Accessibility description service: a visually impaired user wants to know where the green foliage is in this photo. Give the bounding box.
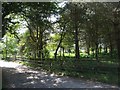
[1,2,120,86]
[0,32,18,59]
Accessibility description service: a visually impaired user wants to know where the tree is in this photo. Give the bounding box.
[20,2,58,60]
[113,2,120,60]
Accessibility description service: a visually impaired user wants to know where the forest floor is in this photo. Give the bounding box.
[0,60,119,88]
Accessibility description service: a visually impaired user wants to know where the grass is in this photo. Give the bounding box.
[49,51,75,58]
[19,59,119,86]
[17,52,119,86]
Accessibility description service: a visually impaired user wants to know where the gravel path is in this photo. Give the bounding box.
[0,60,119,88]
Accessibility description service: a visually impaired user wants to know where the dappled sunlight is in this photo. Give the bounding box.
[54,78,62,83]
[1,60,119,88]
[22,81,36,86]
[50,73,55,77]
[94,85,103,88]
[1,1,120,89]
[27,76,39,80]
[40,80,46,84]
[26,70,39,74]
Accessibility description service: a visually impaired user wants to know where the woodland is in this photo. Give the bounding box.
[0,2,120,85]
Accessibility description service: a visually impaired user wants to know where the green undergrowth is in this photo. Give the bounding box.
[19,58,119,86]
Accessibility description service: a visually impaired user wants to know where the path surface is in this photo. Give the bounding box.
[0,60,119,88]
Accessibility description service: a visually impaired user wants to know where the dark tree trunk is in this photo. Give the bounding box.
[63,47,65,57]
[99,45,102,54]
[68,49,71,57]
[113,3,120,60]
[54,38,63,59]
[104,46,108,54]
[109,43,113,57]
[38,31,43,60]
[114,23,120,60]
[72,4,80,60]
[74,13,80,59]
[75,27,80,59]
[92,48,95,57]
[95,43,99,61]
[109,33,113,57]
[60,48,62,58]
[54,25,66,59]
[113,2,120,87]
[87,46,90,55]
[37,26,39,59]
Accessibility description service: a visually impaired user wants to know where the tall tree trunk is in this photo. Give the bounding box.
[39,31,43,60]
[54,25,66,59]
[74,11,80,59]
[72,4,80,60]
[95,43,99,61]
[113,2,120,60]
[54,38,63,59]
[60,48,62,58]
[37,26,39,59]
[63,47,65,57]
[87,46,90,55]
[99,45,102,54]
[104,45,108,54]
[92,48,95,57]
[114,23,120,60]
[75,27,80,59]
[113,2,120,87]
[109,33,113,57]
[109,43,113,57]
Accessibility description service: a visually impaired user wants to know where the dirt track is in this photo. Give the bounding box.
[0,60,119,88]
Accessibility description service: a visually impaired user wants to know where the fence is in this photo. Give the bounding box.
[16,57,119,74]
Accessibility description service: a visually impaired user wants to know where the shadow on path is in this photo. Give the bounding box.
[1,60,119,88]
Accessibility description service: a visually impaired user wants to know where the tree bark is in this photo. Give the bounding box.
[108,33,113,57]
[63,47,65,57]
[74,5,80,60]
[95,43,99,61]
[104,45,108,54]
[38,31,43,60]
[87,46,90,55]
[114,23,120,60]
[113,2,120,60]
[54,35,64,59]
[99,45,102,54]
[54,24,66,59]
[75,27,80,59]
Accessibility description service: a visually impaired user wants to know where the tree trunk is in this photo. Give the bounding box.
[87,46,90,55]
[95,43,99,61]
[104,46,108,54]
[63,47,65,57]
[74,12,80,59]
[113,3,120,60]
[72,4,80,60]
[75,28,80,59]
[60,48,62,58]
[54,39,62,59]
[38,31,43,60]
[114,23,120,60]
[92,48,95,57]
[109,43,113,57]
[109,33,113,57]
[113,2,120,87]
[99,45,102,54]
[54,31,66,59]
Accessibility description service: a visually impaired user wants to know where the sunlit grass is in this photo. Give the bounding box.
[49,51,75,58]
[49,51,89,58]
[3,51,118,86]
